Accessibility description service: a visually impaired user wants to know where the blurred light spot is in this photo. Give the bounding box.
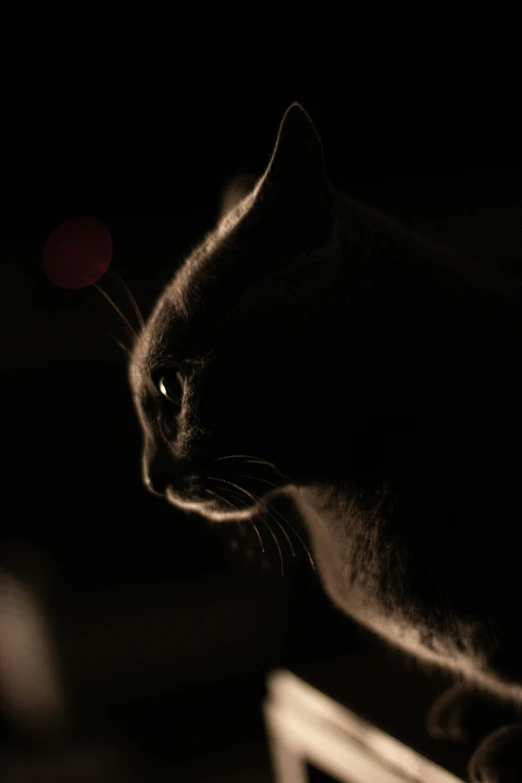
[0,571,65,730]
[42,216,112,289]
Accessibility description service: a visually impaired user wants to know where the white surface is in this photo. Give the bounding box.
[264,669,465,783]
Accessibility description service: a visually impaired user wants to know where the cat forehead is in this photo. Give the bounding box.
[170,185,261,310]
[129,191,261,389]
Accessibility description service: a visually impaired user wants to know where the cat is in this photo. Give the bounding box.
[129,103,522,781]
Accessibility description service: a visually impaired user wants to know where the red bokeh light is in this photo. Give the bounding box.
[43,216,112,289]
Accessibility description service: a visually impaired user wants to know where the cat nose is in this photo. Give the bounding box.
[143,467,168,497]
[142,450,172,497]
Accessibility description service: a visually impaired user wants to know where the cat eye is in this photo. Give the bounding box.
[157,371,184,406]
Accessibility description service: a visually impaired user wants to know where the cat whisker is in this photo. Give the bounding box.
[110,334,132,356]
[236,477,307,571]
[213,454,295,484]
[213,454,279,472]
[236,474,283,490]
[252,522,266,556]
[265,508,295,558]
[233,474,295,558]
[209,471,312,572]
[207,475,257,503]
[243,460,295,484]
[230,471,313,568]
[210,468,309,571]
[221,480,286,577]
[205,487,238,511]
[93,282,137,344]
[207,489,265,554]
[215,455,251,461]
[208,476,288,571]
[235,474,314,571]
[107,268,145,331]
[207,479,266,554]
[222,468,312,568]
[214,454,273,465]
[267,499,316,572]
[206,487,265,556]
[260,518,285,576]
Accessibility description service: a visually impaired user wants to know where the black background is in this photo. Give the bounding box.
[1,75,521,781]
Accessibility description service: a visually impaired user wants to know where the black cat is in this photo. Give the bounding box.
[129,103,522,782]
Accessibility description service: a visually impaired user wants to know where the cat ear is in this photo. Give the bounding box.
[254,103,336,252]
[263,103,331,195]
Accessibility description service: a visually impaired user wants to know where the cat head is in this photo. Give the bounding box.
[129,104,380,520]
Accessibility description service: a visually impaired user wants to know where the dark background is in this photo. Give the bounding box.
[1,81,521,781]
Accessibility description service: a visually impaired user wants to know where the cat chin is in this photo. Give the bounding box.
[165,489,260,521]
[200,507,260,522]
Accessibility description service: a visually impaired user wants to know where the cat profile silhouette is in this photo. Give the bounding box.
[130,103,522,782]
